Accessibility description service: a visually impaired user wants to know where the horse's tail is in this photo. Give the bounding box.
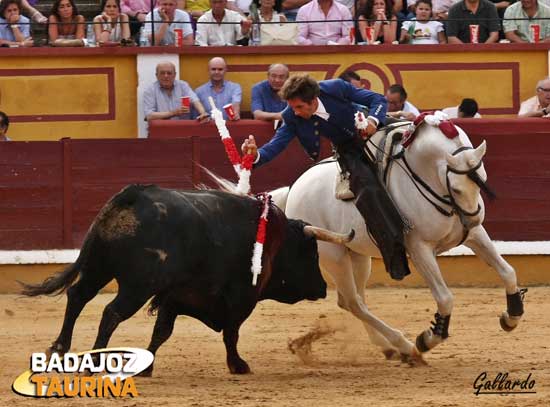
[18,232,94,296]
[270,186,290,212]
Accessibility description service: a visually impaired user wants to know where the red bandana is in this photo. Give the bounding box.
[402,111,459,148]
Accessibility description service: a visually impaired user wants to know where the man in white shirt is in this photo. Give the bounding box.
[385,84,420,120]
[196,0,252,45]
[518,77,550,118]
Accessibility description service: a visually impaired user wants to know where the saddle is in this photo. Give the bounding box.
[335,122,409,201]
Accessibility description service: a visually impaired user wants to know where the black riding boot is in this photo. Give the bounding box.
[337,139,411,280]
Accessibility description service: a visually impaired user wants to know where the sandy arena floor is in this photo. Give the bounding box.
[1,287,548,406]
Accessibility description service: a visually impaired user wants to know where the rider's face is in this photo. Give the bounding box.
[287,97,318,119]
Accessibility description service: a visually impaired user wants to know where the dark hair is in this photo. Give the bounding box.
[387,84,407,100]
[100,0,120,12]
[0,0,22,17]
[50,0,79,19]
[360,0,394,21]
[458,98,479,118]
[252,0,283,13]
[339,71,361,82]
[0,111,9,131]
[415,0,433,9]
[281,74,320,102]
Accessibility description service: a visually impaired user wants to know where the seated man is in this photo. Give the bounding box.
[195,0,251,46]
[143,61,209,122]
[195,57,243,120]
[297,0,352,45]
[143,0,194,45]
[504,0,550,43]
[251,64,289,122]
[0,0,33,47]
[518,77,550,118]
[447,0,499,43]
[0,111,10,141]
[385,84,420,120]
[442,98,482,118]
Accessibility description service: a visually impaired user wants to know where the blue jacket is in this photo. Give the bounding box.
[256,79,387,167]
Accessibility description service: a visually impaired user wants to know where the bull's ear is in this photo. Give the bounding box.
[303,226,355,244]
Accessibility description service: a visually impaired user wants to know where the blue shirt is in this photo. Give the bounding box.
[143,9,193,45]
[251,80,287,114]
[143,80,199,120]
[256,79,387,167]
[0,16,30,42]
[194,80,242,120]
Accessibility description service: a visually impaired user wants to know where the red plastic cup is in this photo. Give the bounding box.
[469,24,479,44]
[181,96,190,108]
[349,26,355,45]
[174,28,183,47]
[223,103,236,120]
[365,26,375,44]
[530,24,540,43]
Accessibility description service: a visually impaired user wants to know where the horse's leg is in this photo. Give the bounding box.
[407,239,453,353]
[321,244,422,364]
[464,225,525,331]
[348,252,399,359]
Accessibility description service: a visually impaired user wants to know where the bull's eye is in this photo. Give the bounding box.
[451,187,462,195]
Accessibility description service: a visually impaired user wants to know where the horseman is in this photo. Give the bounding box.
[242,74,410,280]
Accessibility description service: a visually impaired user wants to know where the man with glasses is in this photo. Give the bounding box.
[518,77,550,118]
[0,111,10,141]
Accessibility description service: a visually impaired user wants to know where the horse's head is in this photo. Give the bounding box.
[444,140,495,228]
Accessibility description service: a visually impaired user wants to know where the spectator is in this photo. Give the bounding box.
[195,0,251,46]
[358,0,398,44]
[0,111,10,141]
[143,61,209,122]
[93,0,131,45]
[184,0,211,19]
[0,0,32,47]
[504,0,550,43]
[195,57,243,120]
[385,84,420,120]
[442,98,482,118]
[406,0,464,20]
[518,77,550,118]
[251,63,289,121]
[297,0,353,45]
[447,0,500,43]
[248,0,297,45]
[120,0,153,39]
[338,71,364,88]
[48,0,85,46]
[144,0,193,45]
[400,0,446,44]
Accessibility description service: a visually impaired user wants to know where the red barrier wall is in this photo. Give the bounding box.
[1,118,549,249]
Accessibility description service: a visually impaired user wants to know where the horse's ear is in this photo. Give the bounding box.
[471,140,487,165]
[446,152,461,168]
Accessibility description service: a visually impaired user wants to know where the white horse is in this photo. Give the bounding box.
[271,117,526,364]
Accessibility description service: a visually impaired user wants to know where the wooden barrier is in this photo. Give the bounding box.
[1,117,550,249]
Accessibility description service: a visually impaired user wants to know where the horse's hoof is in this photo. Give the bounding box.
[415,332,430,353]
[500,312,519,332]
[383,349,399,360]
[400,347,427,367]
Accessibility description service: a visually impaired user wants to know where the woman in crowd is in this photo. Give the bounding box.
[93,0,131,45]
[399,0,445,44]
[358,0,398,44]
[249,0,297,44]
[0,0,33,46]
[48,0,85,46]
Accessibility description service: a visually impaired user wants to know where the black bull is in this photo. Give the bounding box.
[21,184,352,375]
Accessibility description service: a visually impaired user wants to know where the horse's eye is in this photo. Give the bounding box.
[452,188,462,195]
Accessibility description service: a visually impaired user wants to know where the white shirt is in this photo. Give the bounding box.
[196,9,246,46]
[403,101,420,116]
[442,106,482,118]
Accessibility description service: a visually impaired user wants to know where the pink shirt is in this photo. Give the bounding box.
[296,0,353,45]
[121,0,155,16]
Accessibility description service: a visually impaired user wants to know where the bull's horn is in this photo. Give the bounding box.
[303,226,355,244]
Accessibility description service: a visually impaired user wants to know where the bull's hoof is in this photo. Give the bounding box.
[137,365,154,377]
[228,358,251,374]
[45,343,65,360]
[400,347,427,367]
[500,312,519,332]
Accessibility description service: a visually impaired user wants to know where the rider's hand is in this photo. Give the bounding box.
[242,135,258,159]
[360,119,378,139]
